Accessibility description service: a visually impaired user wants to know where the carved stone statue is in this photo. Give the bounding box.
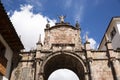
[59,15,66,23]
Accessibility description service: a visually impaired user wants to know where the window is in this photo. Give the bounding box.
[110,27,116,40]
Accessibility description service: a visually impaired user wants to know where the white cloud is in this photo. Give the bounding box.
[10,4,56,51]
[82,31,98,49]
[88,38,98,49]
[48,69,79,80]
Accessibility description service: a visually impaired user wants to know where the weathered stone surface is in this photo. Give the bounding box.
[10,20,120,80]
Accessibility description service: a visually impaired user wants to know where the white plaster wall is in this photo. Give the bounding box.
[117,23,120,34]
[0,34,13,79]
[111,25,120,50]
[100,23,120,50]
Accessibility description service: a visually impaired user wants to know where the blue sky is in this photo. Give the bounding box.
[1,0,120,80]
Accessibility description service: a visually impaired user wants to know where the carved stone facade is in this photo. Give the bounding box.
[10,18,120,80]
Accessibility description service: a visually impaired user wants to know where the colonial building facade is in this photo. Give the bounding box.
[9,15,120,80]
[99,17,120,50]
[0,3,24,80]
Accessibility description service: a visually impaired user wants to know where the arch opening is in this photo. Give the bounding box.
[42,53,85,80]
[48,69,79,80]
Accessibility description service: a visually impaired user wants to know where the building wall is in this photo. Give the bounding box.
[111,24,120,50]
[44,25,81,50]
[10,47,120,80]
[10,24,120,80]
[117,23,120,34]
[99,17,120,50]
[90,51,120,80]
[0,34,13,79]
[0,2,24,80]
[10,52,35,80]
[10,18,120,80]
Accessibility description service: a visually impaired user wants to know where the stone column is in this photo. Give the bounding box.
[35,56,44,80]
[88,57,93,80]
[38,73,44,80]
[105,34,118,80]
[35,60,39,80]
[35,36,43,80]
[84,34,93,80]
[111,58,120,80]
[85,72,89,80]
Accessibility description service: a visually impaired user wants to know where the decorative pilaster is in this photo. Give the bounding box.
[110,58,120,80]
[75,21,82,50]
[35,59,43,80]
[87,57,93,80]
[35,34,43,80]
[105,34,118,80]
[84,33,91,51]
[84,34,93,80]
[36,34,42,51]
[38,72,44,80]
[84,34,92,57]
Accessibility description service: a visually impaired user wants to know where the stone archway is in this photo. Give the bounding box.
[40,51,86,80]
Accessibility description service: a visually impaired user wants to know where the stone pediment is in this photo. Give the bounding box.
[47,23,78,30]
